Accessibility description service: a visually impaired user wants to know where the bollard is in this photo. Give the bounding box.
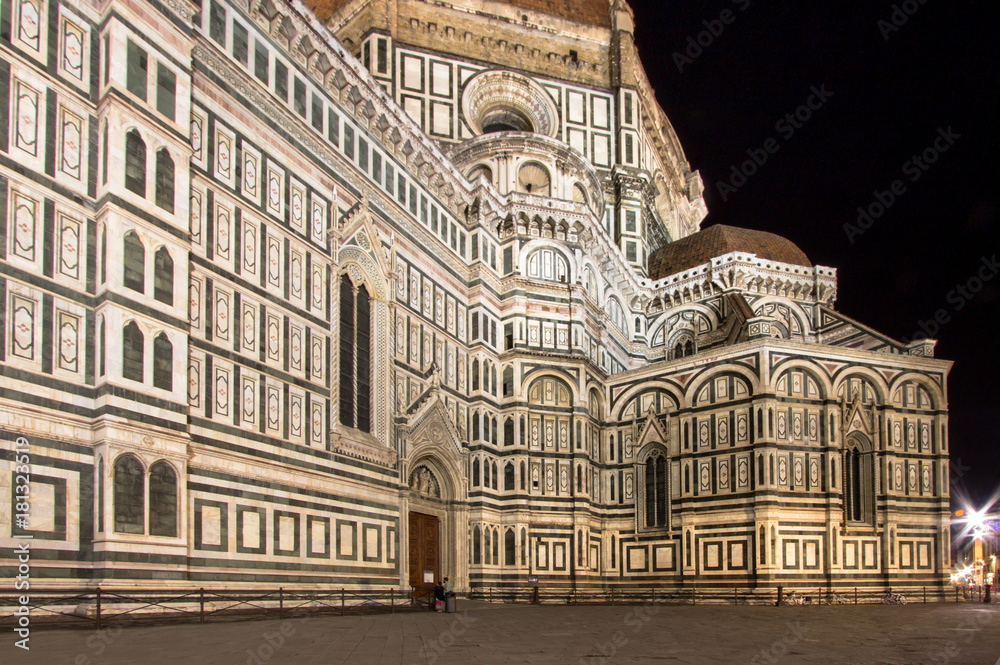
[279,587,284,619]
[96,586,102,630]
[923,587,927,604]
[692,588,696,606]
[734,588,738,606]
[200,588,205,623]
[776,585,782,607]
[391,588,395,614]
[610,586,614,606]
[854,587,858,605]
[342,588,346,615]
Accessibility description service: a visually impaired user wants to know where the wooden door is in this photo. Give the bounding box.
[408,512,440,594]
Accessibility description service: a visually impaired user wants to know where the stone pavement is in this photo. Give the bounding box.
[3,600,1000,665]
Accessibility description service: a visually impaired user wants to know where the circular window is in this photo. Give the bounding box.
[462,70,559,138]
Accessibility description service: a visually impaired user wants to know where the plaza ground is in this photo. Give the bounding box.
[3,600,999,664]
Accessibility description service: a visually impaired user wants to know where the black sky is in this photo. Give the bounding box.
[629,0,1000,508]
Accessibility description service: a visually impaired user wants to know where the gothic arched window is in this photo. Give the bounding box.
[123,231,145,293]
[122,321,144,382]
[152,333,173,391]
[845,435,875,524]
[125,130,146,196]
[472,458,480,487]
[473,525,481,564]
[149,461,177,537]
[643,452,668,529]
[153,247,173,305]
[504,529,516,566]
[155,148,174,213]
[113,454,144,534]
[338,274,372,432]
[504,463,515,491]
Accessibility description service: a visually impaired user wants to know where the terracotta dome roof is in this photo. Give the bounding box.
[648,225,812,280]
[306,0,611,26]
[500,0,612,27]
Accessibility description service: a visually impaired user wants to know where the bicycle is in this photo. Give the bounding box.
[882,592,907,605]
[786,591,812,605]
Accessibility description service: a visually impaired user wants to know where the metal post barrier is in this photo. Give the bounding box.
[279,588,284,619]
[734,588,738,606]
[342,589,346,615]
[776,585,782,607]
[692,588,696,606]
[610,587,614,606]
[200,588,205,623]
[923,587,927,604]
[391,588,394,614]
[95,587,102,630]
[854,587,858,605]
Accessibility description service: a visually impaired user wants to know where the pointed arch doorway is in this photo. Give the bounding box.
[408,511,440,594]
[399,389,469,594]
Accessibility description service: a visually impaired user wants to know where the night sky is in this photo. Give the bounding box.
[629,1,1000,510]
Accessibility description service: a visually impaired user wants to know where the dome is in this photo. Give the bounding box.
[648,225,812,280]
[498,0,612,27]
[307,0,612,27]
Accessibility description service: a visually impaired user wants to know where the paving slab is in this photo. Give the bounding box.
[2,600,1000,665]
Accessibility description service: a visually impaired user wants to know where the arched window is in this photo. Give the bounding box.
[611,535,616,568]
[644,452,668,528]
[153,247,173,305]
[98,316,106,377]
[122,321,144,382]
[576,465,582,493]
[504,463,515,491]
[492,528,499,564]
[100,227,107,284]
[491,461,498,490]
[473,525,481,564]
[759,525,767,564]
[148,461,177,537]
[610,474,616,502]
[525,248,569,283]
[472,458,480,487]
[491,417,498,446]
[607,298,626,335]
[96,457,105,533]
[472,360,480,391]
[338,274,372,432]
[113,454,144,534]
[504,417,514,447]
[491,365,497,395]
[153,333,173,391]
[155,148,174,212]
[520,461,526,490]
[472,412,481,441]
[125,130,146,196]
[504,529,516,566]
[578,532,584,566]
[484,529,491,564]
[502,366,513,397]
[123,231,145,293]
[757,455,764,486]
[521,527,528,565]
[845,435,875,524]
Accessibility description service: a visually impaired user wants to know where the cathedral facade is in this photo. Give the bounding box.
[0,0,952,595]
